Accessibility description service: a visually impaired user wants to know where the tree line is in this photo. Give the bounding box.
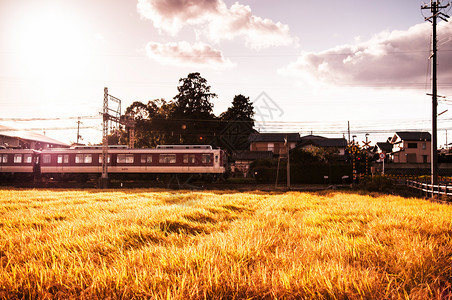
[109,72,256,153]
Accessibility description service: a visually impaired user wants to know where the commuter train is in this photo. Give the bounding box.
[0,145,226,182]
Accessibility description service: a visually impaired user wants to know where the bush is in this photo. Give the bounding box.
[357,176,393,192]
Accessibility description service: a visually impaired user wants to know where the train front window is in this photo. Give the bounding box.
[14,154,22,163]
[159,154,176,164]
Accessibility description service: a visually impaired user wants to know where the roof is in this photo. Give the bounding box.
[299,135,347,148]
[231,151,273,161]
[393,131,431,142]
[0,125,69,147]
[249,133,300,143]
[374,142,393,153]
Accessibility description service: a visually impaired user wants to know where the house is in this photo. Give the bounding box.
[372,142,393,161]
[390,131,431,163]
[298,135,348,156]
[249,133,300,156]
[230,150,273,177]
[0,125,69,149]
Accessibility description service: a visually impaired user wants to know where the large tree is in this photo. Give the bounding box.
[121,99,177,148]
[220,94,255,125]
[172,72,217,119]
[219,94,256,152]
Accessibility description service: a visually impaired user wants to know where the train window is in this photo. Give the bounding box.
[1,155,7,163]
[159,154,176,164]
[24,154,32,163]
[140,154,152,164]
[117,154,134,164]
[14,154,22,163]
[183,154,196,164]
[202,154,211,164]
[43,154,51,164]
[75,154,92,164]
[57,155,63,164]
[98,155,111,164]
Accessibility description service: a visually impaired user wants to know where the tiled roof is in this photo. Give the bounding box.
[374,142,393,152]
[299,135,347,148]
[395,131,431,141]
[249,133,300,143]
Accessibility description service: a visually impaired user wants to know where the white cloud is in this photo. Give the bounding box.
[280,22,452,89]
[145,41,235,69]
[137,0,297,50]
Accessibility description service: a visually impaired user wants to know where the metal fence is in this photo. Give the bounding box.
[406,179,452,199]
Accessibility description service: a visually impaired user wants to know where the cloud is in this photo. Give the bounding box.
[137,0,297,50]
[280,22,452,89]
[145,41,235,69]
[137,0,221,35]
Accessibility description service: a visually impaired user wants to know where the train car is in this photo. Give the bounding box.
[0,148,37,181]
[38,145,226,178]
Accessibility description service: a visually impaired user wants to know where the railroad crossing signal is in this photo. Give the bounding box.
[362,140,371,149]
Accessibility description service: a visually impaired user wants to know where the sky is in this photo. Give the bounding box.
[1,0,452,147]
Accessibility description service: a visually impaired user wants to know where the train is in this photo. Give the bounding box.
[0,145,227,182]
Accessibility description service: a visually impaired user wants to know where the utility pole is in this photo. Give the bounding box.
[286,135,291,189]
[76,117,82,144]
[422,1,450,192]
[100,87,136,188]
[101,87,109,188]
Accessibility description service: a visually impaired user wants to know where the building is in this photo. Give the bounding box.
[390,131,431,163]
[249,133,300,156]
[230,150,273,177]
[0,125,69,149]
[298,135,348,156]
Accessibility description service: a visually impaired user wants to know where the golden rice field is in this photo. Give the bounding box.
[0,188,451,299]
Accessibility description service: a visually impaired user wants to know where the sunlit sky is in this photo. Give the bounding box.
[1,0,452,147]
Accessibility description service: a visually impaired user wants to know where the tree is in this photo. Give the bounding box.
[173,72,217,119]
[220,94,255,125]
[120,99,178,148]
[219,94,256,152]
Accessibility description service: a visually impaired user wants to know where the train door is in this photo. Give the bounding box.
[214,152,220,169]
[33,151,41,180]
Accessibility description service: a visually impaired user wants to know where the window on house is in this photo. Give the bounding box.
[202,154,211,164]
[422,155,428,163]
[422,143,426,150]
[117,154,134,164]
[159,154,176,164]
[408,143,418,149]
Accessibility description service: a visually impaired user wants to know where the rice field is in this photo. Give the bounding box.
[0,188,451,299]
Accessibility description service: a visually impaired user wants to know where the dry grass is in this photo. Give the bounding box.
[0,189,451,299]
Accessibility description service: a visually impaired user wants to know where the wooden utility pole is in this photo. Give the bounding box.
[422,1,450,193]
